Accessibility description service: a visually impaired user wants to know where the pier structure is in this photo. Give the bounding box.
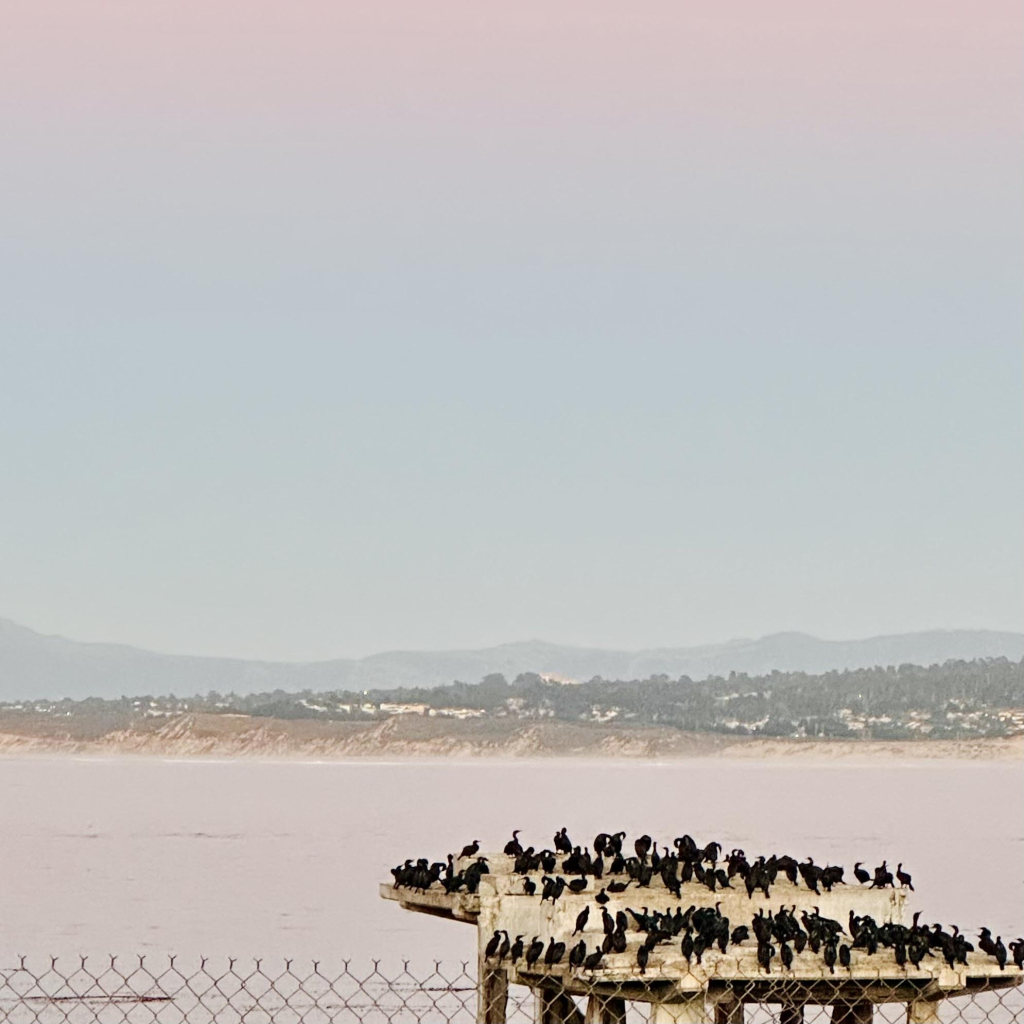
[382,851,1022,1023]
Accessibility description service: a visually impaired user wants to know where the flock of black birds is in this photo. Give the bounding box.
[390,829,1023,979]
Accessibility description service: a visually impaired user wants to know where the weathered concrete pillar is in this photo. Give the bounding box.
[584,994,627,1023]
[831,1001,873,1023]
[713,994,744,1023]
[477,963,508,1023]
[651,994,709,1023]
[536,984,584,1024]
[906,998,941,1023]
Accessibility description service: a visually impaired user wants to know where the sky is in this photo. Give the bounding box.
[0,1,1021,661]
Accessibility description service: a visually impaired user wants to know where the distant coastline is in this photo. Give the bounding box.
[0,712,1019,764]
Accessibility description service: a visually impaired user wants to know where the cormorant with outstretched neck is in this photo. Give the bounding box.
[503,831,523,856]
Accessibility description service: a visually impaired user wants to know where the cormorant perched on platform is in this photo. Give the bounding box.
[853,862,871,885]
[503,831,523,856]
[569,940,586,967]
[1009,939,1024,969]
[544,938,566,965]
[871,861,894,888]
[484,930,502,959]
[498,932,511,960]
[994,937,1007,970]
[525,937,544,967]
[522,878,536,896]
[824,941,838,974]
[595,888,609,905]
[568,876,588,894]
[607,879,630,894]
[509,936,524,963]
[799,858,822,894]
[583,948,604,970]
[896,863,914,890]
[459,839,480,859]
[540,876,566,902]
[839,944,851,968]
[779,941,793,970]
[636,945,649,974]
[573,906,589,935]
[554,828,572,854]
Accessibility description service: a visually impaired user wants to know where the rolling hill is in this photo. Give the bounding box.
[1,617,1021,701]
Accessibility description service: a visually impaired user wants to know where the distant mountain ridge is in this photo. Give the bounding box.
[0,617,1021,701]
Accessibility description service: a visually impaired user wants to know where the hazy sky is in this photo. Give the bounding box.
[1,1,1021,661]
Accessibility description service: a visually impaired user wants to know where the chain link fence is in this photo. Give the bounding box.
[0,957,1020,1024]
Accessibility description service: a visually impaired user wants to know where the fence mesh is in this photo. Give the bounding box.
[0,957,1019,1024]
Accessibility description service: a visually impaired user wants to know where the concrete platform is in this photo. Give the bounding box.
[382,851,1022,1022]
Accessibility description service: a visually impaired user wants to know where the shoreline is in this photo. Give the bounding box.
[0,718,1019,767]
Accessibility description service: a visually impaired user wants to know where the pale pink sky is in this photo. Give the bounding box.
[1,1,1021,659]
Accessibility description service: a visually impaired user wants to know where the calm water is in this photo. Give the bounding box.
[0,757,1020,967]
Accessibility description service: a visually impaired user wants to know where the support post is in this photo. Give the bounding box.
[651,994,709,1023]
[584,994,627,1023]
[536,984,584,1024]
[780,1006,804,1024]
[477,962,508,1024]
[907,998,941,1024]
[714,994,744,1023]
[831,1001,873,1024]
